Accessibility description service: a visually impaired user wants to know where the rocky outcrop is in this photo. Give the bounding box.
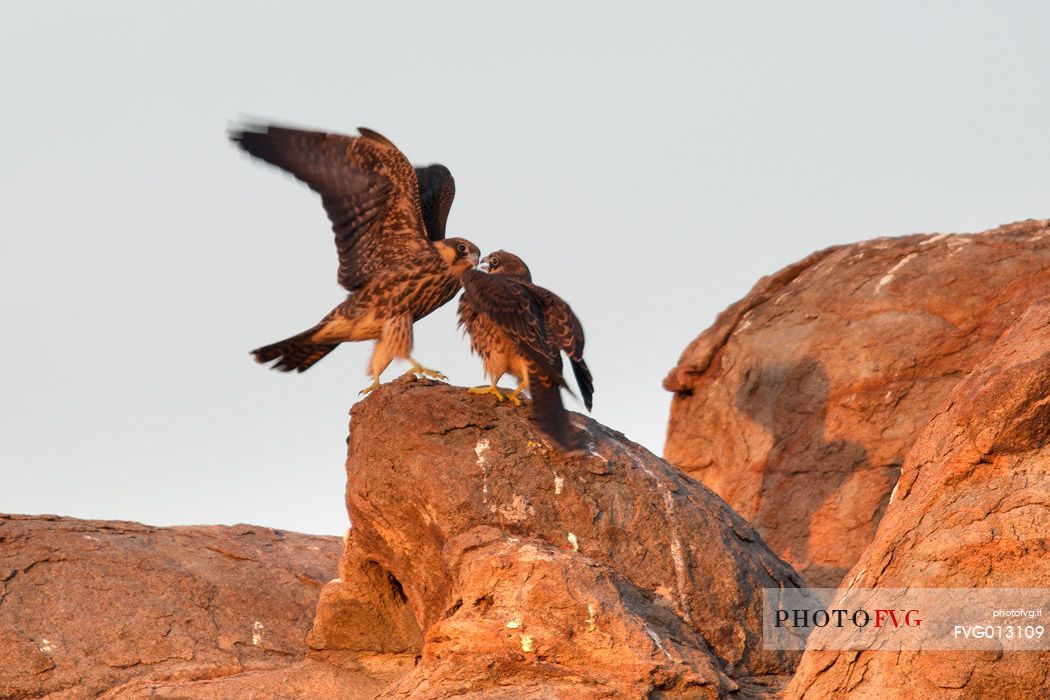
[309,379,804,698]
[1,381,804,699]
[664,219,1050,586]
[786,296,1050,699]
[0,515,404,699]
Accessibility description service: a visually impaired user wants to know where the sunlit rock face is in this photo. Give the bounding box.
[309,378,803,698]
[664,219,1050,587]
[0,515,405,699]
[787,296,1050,699]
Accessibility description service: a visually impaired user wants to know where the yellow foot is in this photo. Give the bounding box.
[509,386,527,406]
[469,385,507,402]
[401,359,447,382]
[358,379,381,396]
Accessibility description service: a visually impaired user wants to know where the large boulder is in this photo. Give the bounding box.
[309,379,804,698]
[664,219,1050,586]
[786,297,1050,698]
[0,515,402,699]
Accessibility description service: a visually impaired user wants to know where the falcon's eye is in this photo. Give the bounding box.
[457,244,467,253]
[489,257,500,268]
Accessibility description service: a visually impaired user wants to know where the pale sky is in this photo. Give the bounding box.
[3,2,1049,535]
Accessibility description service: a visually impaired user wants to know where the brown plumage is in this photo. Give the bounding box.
[458,251,593,451]
[230,122,480,393]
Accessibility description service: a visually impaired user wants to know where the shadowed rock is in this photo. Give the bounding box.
[309,379,803,698]
[786,296,1050,698]
[664,219,1050,586]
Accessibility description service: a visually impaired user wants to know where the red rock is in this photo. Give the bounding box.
[786,296,1050,699]
[664,219,1050,586]
[309,378,803,697]
[0,515,399,699]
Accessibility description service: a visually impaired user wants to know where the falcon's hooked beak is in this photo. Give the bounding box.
[479,255,492,272]
[469,251,480,268]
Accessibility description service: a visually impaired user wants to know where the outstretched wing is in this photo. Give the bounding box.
[414,164,455,240]
[230,122,434,291]
[460,270,561,379]
[531,286,593,410]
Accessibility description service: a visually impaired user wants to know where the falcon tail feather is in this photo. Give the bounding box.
[252,327,338,373]
[570,357,594,411]
[528,379,579,453]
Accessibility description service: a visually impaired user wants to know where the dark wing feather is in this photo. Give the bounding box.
[531,286,593,409]
[531,287,585,359]
[229,122,432,291]
[461,270,561,378]
[414,164,455,241]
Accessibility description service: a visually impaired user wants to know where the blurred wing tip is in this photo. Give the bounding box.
[227,120,272,150]
[227,116,268,134]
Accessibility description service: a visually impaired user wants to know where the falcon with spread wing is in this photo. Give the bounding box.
[229,123,479,394]
[458,251,593,450]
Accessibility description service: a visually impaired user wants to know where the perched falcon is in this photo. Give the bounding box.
[458,251,593,450]
[229,122,480,394]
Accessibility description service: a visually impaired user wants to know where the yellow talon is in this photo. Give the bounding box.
[402,358,447,381]
[358,379,381,396]
[469,385,507,402]
[509,384,526,406]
